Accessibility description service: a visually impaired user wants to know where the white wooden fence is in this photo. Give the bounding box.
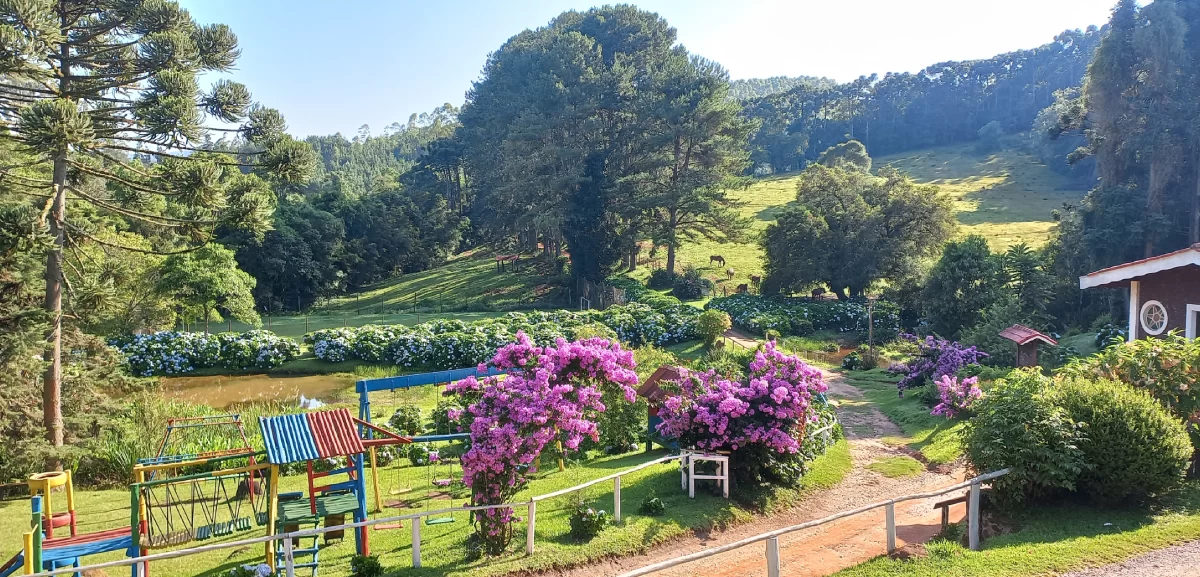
[614,468,1011,577]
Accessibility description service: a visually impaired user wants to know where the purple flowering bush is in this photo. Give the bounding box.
[445,332,639,555]
[892,334,987,394]
[930,375,982,418]
[656,342,828,494]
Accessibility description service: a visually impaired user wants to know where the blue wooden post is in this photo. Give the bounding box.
[353,453,368,555]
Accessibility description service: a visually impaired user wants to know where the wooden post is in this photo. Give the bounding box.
[266,464,280,570]
[614,476,622,522]
[885,501,896,553]
[369,447,383,514]
[968,481,981,550]
[411,518,421,567]
[556,440,565,472]
[688,456,696,499]
[282,532,295,577]
[526,501,537,556]
[765,536,780,577]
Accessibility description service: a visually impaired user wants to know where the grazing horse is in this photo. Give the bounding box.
[726,268,735,280]
[750,275,761,287]
[709,255,726,267]
[811,287,827,299]
[736,283,749,294]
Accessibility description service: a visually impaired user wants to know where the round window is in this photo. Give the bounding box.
[1140,300,1168,336]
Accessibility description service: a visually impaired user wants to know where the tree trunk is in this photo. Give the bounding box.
[627,244,637,272]
[665,209,678,274]
[833,287,849,300]
[205,308,210,335]
[42,152,68,462]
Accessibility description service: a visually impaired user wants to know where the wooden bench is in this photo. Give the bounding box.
[933,493,969,530]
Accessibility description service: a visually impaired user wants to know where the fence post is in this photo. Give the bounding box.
[885,501,896,554]
[282,532,296,577]
[765,536,780,577]
[614,476,622,522]
[526,501,537,555]
[411,519,421,567]
[688,456,696,499]
[968,481,981,551]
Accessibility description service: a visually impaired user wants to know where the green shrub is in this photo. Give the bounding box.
[388,406,422,435]
[407,443,432,466]
[638,490,666,516]
[430,399,464,434]
[1093,323,1126,349]
[961,369,1086,508]
[672,268,712,300]
[697,310,732,346]
[791,318,814,336]
[841,351,867,370]
[1051,377,1191,503]
[647,269,675,289]
[349,555,382,577]
[568,502,611,539]
[821,342,839,353]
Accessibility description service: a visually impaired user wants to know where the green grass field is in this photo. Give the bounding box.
[0,442,852,577]
[625,142,1088,296]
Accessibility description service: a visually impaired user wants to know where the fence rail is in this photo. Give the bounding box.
[614,468,1011,577]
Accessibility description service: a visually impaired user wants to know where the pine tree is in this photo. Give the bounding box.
[0,0,314,459]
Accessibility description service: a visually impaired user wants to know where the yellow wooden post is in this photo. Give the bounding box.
[21,532,32,574]
[369,447,383,514]
[265,464,280,570]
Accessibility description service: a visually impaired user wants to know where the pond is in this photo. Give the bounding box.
[160,373,357,409]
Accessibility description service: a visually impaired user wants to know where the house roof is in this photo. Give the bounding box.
[1079,244,1200,289]
[637,365,683,403]
[998,324,1058,347]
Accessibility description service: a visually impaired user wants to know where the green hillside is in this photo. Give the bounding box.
[320,142,1089,313]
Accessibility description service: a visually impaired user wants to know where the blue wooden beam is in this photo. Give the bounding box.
[354,366,504,394]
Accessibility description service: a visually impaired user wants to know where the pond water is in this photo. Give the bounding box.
[160,373,356,409]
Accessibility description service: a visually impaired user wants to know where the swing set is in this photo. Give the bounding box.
[356,366,503,529]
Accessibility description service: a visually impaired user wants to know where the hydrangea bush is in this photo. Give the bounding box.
[891,334,987,394]
[110,331,301,376]
[656,341,830,492]
[706,294,900,338]
[445,333,639,555]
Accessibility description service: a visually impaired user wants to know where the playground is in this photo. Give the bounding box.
[0,358,841,577]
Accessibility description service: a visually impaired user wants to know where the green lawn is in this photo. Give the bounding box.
[0,441,852,577]
[838,369,964,465]
[866,456,924,479]
[835,482,1200,577]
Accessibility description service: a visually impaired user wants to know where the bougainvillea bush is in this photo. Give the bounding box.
[655,342,829,494]
[110,331,301,376]
[445,333,639,555]
[891,334,987,394]
[706,294,900,338]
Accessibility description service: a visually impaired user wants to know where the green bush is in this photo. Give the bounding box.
[1093,323,1126,349]
[388,406,422,435]
[638,490,666,516]
[672,268,712,300]
[349,555,382,577]
[708,293,901,338]
[1052,377,1191,503]
[647,269,675,289]
[961,369,1086,508]
[791,318,814,336]
[568,502,611,540]
[697,309,732,346]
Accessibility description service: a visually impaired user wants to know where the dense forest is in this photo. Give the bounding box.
[728,75,835,100]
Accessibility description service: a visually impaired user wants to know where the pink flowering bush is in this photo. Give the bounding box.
[445,332,639,555]
[930,374,982,418]
[656,341,828,494]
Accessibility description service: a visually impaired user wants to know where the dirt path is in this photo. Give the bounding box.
[548,370,967,577]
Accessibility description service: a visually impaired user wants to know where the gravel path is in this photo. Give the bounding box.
[1060,541,1200,577]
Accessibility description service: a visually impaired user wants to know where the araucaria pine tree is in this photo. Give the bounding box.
[0,0,314,458]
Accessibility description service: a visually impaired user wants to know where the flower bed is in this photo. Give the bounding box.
[706,294,900,338]
[110,330,301,376]
[304,303,700,369]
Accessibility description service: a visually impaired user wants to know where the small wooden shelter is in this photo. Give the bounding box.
[637,366,683,449]
[998,324,1057,367]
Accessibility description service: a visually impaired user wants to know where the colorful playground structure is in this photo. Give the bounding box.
[1,366,495,577]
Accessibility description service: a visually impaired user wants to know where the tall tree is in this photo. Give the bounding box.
[761,163,956,299]
[157,244,258,333]
[922,235,1004,339]
[0,1,313,455]
[635,53,754,274]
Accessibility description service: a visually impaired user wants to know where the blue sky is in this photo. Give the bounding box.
[179,0,1118,138]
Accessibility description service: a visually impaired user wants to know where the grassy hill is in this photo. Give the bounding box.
[314,142,1088,315]
[628,142,1089,291]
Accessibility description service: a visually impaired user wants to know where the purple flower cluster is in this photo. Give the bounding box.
[445,332,639,554]
[894,334,987,393]
[655,341,827,455]
[930,374,983,418]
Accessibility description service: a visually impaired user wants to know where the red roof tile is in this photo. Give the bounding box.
[998,324,1058,346]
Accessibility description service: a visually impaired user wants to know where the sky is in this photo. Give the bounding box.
[179,0,1119,138]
